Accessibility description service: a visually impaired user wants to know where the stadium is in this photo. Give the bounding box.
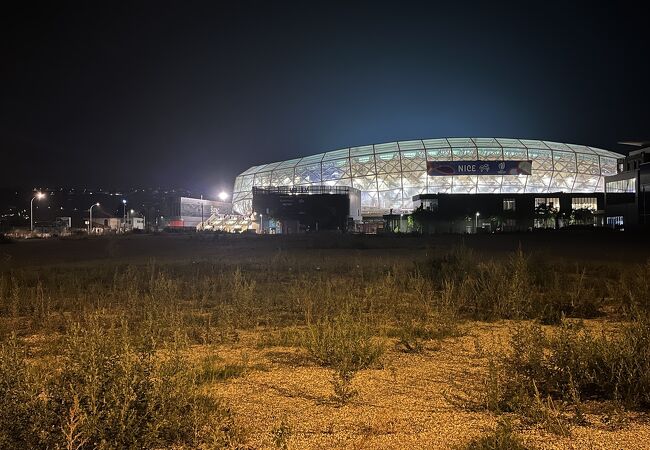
[232,138,622,219]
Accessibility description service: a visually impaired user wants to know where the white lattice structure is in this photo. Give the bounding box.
[233,138,623,215]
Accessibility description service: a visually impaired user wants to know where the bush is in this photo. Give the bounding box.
[391,316,460,353]
[0,317,245,448]
[612,259,650,317]
[305,313,384,403]
[504,318,650,410]
[463,419,530,450]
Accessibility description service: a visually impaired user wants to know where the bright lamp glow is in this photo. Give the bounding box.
[36,192,46,199]
[122,199,127,204]
[96,202,100,206]
[218,191,229,201]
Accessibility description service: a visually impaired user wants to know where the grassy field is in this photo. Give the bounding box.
[1,232,649,449]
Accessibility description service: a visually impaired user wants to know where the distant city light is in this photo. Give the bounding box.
[218,191,229,201]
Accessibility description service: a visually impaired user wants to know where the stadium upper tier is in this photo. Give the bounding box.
[232,138,624,215]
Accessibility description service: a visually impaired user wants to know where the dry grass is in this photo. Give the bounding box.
[1,235,649,448]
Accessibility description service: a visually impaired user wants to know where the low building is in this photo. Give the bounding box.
[392,192,604,233]
[604,144,650,230]
[251,185,361,233]
[90,217,121,233]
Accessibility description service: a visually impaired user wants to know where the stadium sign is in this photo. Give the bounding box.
[426,160,532,176]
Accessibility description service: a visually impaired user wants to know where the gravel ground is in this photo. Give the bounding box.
[197,322,650,449]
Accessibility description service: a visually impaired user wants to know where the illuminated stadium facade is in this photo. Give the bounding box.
[232,138,623,217]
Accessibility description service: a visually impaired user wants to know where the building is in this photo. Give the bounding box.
[232,138,623,232]
[604,143,650,230]
[252,185,361,233]
[90,217,121,233]
[162,196,232,230]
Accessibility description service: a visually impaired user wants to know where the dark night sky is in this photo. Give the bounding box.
[1,1,648,194]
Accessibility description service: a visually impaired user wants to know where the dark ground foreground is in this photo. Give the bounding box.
[2,230,650,269]
[2,230,650,449]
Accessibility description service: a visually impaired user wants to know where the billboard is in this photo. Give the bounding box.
[426,160,532,176]
[180,197,231,218]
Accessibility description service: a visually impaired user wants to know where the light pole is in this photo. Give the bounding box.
[475,211,480,233]
[200,194,204,231]
[30,192,46,231]
[122,199,127,231]
[89,203,99,234]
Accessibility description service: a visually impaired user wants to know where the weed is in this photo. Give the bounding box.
[271,417,292,449]
[463,418,530,450]
[199,354,248,383]
[305,313,384,403]
[257,327,306,348]
[0,317,245,448]
[391,316,460,353]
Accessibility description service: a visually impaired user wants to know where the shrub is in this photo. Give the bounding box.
[505,318,650,410]
[256,327,306,348]
[391,316,460,353]
[0,317,245,448]
[305,313,384,403]
[463,418,530,450]
[612,259,650,317]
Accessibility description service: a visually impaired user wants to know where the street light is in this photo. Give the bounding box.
[475,211,480,233]
[89,203,100,234]
[200,194,204,231]
[30,192,46,231]
[218,191,229,201]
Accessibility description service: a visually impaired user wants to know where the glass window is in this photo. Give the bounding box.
[503,198,516,211]
[535,197,560,211]
[571,197,597,210]
[447,137,475,147]
[452,147,478,160]
[496,138,523,147]
[605,178,636,193]
[398,140,424,150]
[607,216,624,228]
[374,142,399,153]
[472,137,499,147]
[521,139,549,149]
[322,148,350,161]
[426,148,452,161]
[599,157,618,176]
[502,147,528,160]
[349,145,374,157]
[422,138,450,148]
[544,141,571,151]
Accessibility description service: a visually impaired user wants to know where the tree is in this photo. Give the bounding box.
[534,203,558,229]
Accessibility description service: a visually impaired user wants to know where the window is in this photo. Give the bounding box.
[502,198,516,211]
[571,197,597,211]
[607,216,624,229]
[605,178,636,193]
[535,197,560,211]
